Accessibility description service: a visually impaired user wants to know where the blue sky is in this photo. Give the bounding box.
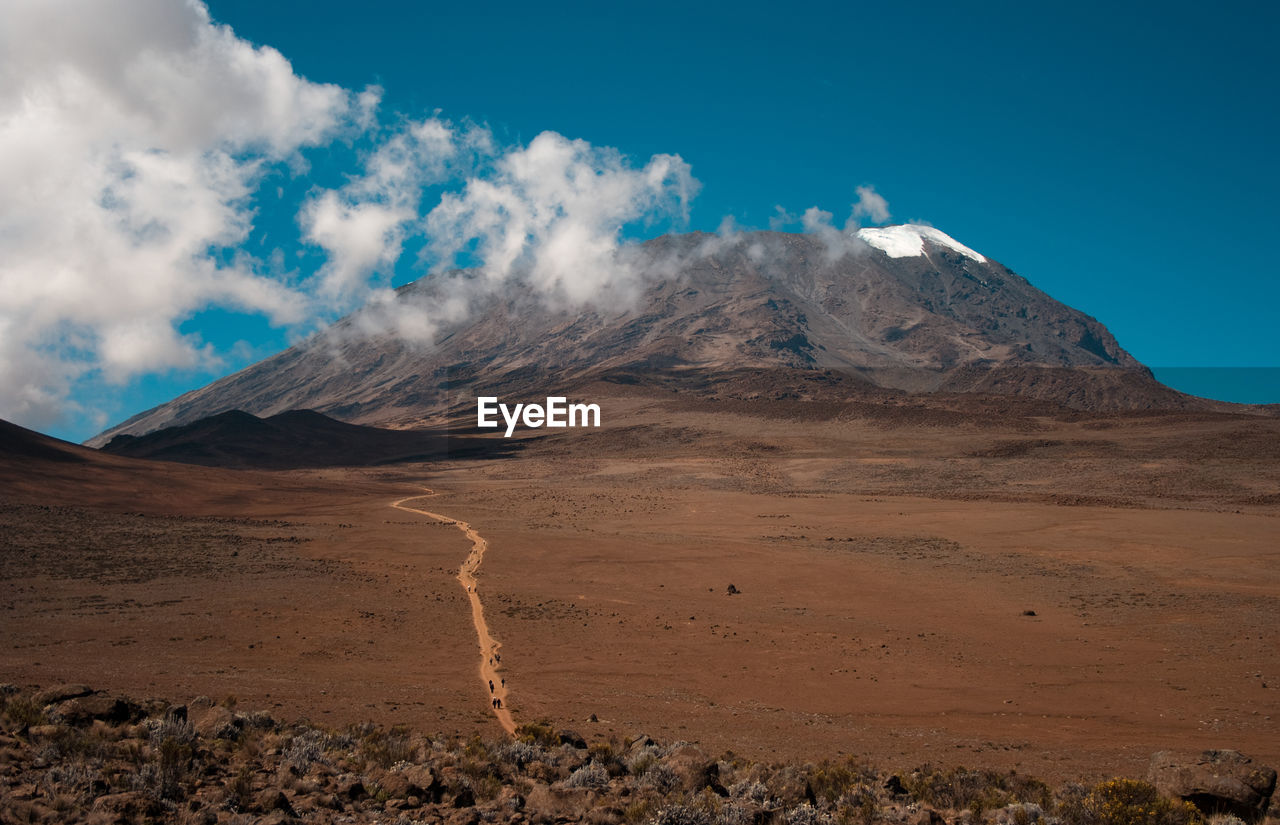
[2,0,1277,441]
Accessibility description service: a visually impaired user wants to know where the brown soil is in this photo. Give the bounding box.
[2,394,1277,785]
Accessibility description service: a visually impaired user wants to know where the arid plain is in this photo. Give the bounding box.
[2,388,1278,785]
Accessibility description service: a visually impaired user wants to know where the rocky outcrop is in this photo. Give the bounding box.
[1148,749,1277,821]
[4,682,1275,825]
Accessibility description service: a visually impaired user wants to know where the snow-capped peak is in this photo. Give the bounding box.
[855,225,987,263]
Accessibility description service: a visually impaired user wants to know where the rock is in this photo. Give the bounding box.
[727,584,740,595]
[911,807,947,825]
[49,694,141,726]
[89,791,160,822]
[1148,749,1277,822]
[885,775,909,797]
[164,704,188,725]
[376,764,442,802]
[662,744,720,794]
[193,705,243,740]
[33,684,92,705]
[627,733,656,751]
[336,774,368,801]
[255,788,296,816]
[447,808,481,825]
[26,724,65,739]
[558,729,588,749]
[498,785,526,811]
[453,785,477,808]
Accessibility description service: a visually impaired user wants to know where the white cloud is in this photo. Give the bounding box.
[801,206,864,262]
[425,131,698,308]
[769,206,797,231]
[299,117,459,304]
[851,184,891,224]
[0,0,356,428]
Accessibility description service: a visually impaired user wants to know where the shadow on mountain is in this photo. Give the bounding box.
[98,409,522,469]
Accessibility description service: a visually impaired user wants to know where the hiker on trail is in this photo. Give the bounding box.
[501,677,505,687]
[495,698,502,709]
[488,680,494,693]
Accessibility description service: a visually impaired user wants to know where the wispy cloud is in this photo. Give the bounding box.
[851,184,891,224]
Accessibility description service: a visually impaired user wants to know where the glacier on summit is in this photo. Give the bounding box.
[856,225,988,263]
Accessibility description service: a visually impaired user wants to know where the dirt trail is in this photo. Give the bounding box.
[392,489,515,734]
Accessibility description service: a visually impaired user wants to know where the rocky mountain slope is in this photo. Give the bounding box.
[91,227,1196,444]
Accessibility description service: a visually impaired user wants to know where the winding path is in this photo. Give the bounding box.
[391,489,515,734]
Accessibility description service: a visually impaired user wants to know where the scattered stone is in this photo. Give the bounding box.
[377,764,442,802]
[10,681,1267,825]
[314,792,342,810]
[447,808,481,825]
[193,704,243,739]
[90,791,160,821]
[727,583,740,595]
[626,733,656,751]
[558,729,588,749]
[663,744,720,794]
[1148,749,1277,821]
[336,774,368,801]
[911,807,947,825]
[49,694,142,726]
[255,787,297,816]
[33,683,93,705]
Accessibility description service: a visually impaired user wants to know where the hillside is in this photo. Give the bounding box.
[91,228,1206,445]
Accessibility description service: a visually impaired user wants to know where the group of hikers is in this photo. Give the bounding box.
[488,667,506,710]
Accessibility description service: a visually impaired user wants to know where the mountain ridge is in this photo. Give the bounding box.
[88,228,1230,445]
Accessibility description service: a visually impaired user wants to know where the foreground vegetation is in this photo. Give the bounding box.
[0,685,1268,825]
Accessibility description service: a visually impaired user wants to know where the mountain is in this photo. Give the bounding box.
[91,227,1203,444]
[97,409,517,469]
[0,415,237,506]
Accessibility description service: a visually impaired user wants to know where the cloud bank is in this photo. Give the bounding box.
[0,0,356,426]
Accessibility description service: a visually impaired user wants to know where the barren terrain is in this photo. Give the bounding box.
[2,393,1278,785]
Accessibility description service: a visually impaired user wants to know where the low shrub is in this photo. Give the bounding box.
[565,762,610,790]
[1077,779,1203,825]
